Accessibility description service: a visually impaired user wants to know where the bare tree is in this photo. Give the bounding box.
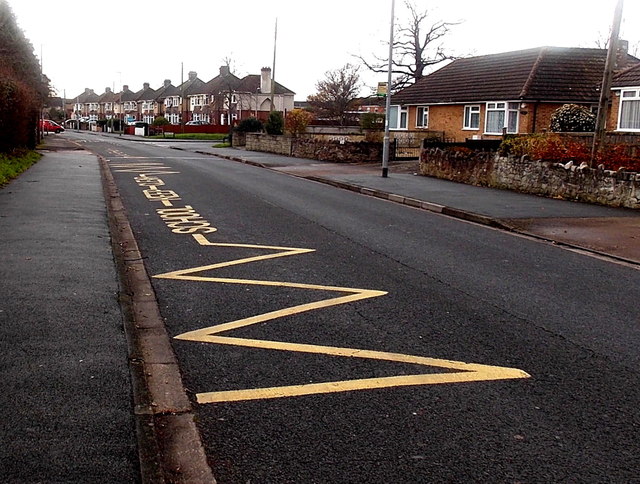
[307,64,361,126]
[356,1,460,91]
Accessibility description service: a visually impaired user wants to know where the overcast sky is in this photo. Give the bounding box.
[8,0,640,100]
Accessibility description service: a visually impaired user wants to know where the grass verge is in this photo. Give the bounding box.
[0,150,42,186]
[147,133,228,141]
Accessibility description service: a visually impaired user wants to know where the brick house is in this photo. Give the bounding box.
[390,46,640,142]
[136,83,157,124]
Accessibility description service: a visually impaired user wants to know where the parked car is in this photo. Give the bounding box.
[40,119,65,133]
[185,120,209,125]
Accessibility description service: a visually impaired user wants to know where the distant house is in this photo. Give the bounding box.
[98,87,119,120]
[72,88,100,122]
[204,65,242,125]
[155,80,181,125]
[612,63,640,132]
[136,83,157,124]
[181,71,207,124]
[390,46,639,142]
[120,85,138,124]
[234,67,295,122]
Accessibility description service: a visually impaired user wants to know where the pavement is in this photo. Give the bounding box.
[164,140,640,266]
[1,132,638,482]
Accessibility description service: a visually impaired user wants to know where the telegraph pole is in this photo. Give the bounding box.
[381,0,395,178]
[269,18,278,113]
[591,0,624,165]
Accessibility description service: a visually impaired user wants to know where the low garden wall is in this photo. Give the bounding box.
[420,147,640,209]
[244,133,382,163]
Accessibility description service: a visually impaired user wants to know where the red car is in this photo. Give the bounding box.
[40,119,65,133]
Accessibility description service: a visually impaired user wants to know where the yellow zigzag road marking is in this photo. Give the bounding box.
[153,233,530,404]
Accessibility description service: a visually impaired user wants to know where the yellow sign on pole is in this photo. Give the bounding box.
[377,82,388,97]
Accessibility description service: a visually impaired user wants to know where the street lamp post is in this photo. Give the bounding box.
[382,0,395,178]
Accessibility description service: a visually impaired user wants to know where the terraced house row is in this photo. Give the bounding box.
[67,66,295,125]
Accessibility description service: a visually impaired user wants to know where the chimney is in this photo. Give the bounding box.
[260,67,272,94]
[143,82,150,90]
[164,79,171,87]
[105,87,112,93]
[188,71,197,81]
[220,65,230,76]
[616,39,629,70]
[123,85,129,91]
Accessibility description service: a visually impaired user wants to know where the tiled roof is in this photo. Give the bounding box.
[98,89,119,103]
[154,83,180,100]
[613,63,640,87]
[120,88,138,102]
[136,85,157,101]
[392,47,639,105]
[236,75,295,95]
[181,77,206,96]
[74,88,99,103]
[205,73,242,94]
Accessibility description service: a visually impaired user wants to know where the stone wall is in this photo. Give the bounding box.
[245,133,382,163]
[246,133,292,156]
[420,147,640,209]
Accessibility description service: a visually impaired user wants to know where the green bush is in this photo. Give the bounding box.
[265,111,284,135]
[550,104,596,132]
[235,117,264,133]
[153,116,170,126]
[360,112,385,130]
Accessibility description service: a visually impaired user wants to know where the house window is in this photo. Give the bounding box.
[485,102,519,134]
[464,105,481,129]
[389,105,408,130]
[416,106,429,128]
[618,89,640,131]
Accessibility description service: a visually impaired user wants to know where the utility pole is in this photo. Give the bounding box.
[381,0,395,178]
[591,0,624,166]
[269,18,278,113]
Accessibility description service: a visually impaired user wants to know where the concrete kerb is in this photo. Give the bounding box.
[98,153,216,484]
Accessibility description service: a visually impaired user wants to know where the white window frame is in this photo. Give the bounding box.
[389,105,408,130]
[617,88,640,132]
[416,106,429,128]
[463,105,481,130]
[484,101,519,135]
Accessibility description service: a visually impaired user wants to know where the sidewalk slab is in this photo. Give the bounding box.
[0,148,139,482]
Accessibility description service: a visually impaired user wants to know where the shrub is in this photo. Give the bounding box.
[236,117,264,133]
[550,104,596,132]
[360,112,385,130]
[285,109,313,136]
[265,111,284,135]
[153,116,170,126]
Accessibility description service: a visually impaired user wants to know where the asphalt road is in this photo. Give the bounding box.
[73,132,640,483]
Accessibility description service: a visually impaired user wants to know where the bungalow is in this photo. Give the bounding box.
[390,46,639,142]
[612,63,640,132]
